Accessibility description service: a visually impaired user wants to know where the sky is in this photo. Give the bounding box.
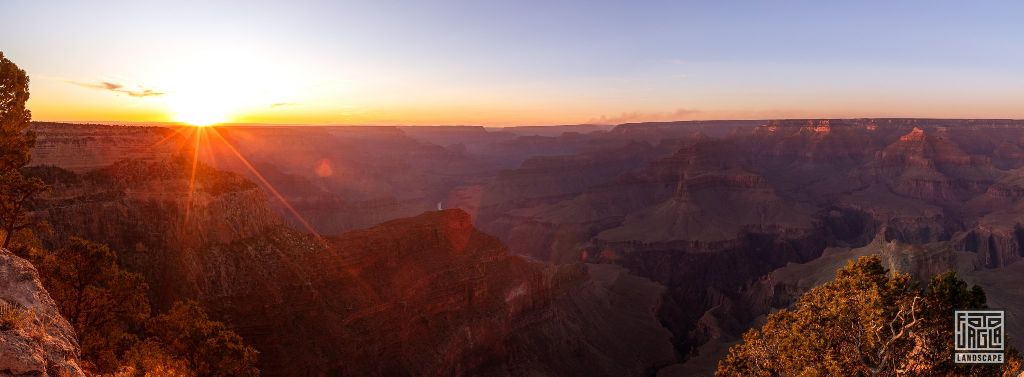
[1,0,1023,126]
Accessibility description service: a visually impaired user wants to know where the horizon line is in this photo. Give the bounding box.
[28,117,1024,128]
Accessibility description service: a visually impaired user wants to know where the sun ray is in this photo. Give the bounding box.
[169,126,199,156]
[199,126,219,167]
[206,129,378,298]
[161,124,375,300]
[153,124,191,147]
[207,127,328,247]
[183,127,204,225]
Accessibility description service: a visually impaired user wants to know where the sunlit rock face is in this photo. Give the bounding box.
[606,120,763,142]
[0,249,84,377]
[29,123,182,173]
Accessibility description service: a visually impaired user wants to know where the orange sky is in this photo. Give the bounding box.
[5,2,1024,126]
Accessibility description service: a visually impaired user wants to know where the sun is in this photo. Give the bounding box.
[176,109,226,127]
[169,95,230,127]
[158,46,307,127]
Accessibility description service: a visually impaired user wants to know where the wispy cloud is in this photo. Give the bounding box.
[270,102,298,108]
[588,108,702,124]
[69,80,165,97]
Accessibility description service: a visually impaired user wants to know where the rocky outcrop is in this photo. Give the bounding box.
[749,119,904,170]
[0,249,84,377]
[854,126,997,203]
[952,225,1024,268]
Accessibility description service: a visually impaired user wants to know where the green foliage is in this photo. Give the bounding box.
[717,256,1023,376]
[912,271,1003,376]
[29,237,151,372]
[147,301,260,377]
[26,237,259,375]
[118,339,194,377]
[0,51,33,171]
[0,51,48,249]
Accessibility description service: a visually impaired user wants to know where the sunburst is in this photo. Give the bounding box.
[170,124,327,247]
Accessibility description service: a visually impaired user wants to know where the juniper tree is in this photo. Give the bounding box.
[0,51,46,248]
[717,256,1022,376]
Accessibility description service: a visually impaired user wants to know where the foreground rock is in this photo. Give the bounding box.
[0,249,84,377]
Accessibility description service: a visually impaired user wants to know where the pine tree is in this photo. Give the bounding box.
[0,51,47,248]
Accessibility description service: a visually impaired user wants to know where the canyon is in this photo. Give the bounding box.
[21,118,1024,375]
[24,157,676,375]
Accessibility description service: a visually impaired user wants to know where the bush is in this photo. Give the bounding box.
[717,256,1023,376]
[0,300,26,331]
[27,239,259,375]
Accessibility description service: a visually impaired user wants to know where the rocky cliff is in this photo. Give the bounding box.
[0,249,84,377]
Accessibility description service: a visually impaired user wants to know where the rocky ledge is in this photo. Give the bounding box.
[0,249,84,377]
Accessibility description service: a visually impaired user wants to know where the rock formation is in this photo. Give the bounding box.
[0,249,84,377]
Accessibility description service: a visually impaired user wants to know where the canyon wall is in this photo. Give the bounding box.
[26,158,678,376]
[29,123,181,173]
[26,119,1024,375]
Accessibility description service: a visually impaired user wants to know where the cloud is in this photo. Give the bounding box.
[588,108,702,124]
[270,102,298,108]
[69,80,165,97]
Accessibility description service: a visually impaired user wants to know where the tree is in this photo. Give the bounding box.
[147,301,260,377]
[906,271,998,375]
[0,51,47,249]
[118,339,194,377]
[0,52,258,375]
[717,256,1022,376]
[27,238,260,375]
[30,237,151,372]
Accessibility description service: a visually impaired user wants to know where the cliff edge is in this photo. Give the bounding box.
[0,249,84,377]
